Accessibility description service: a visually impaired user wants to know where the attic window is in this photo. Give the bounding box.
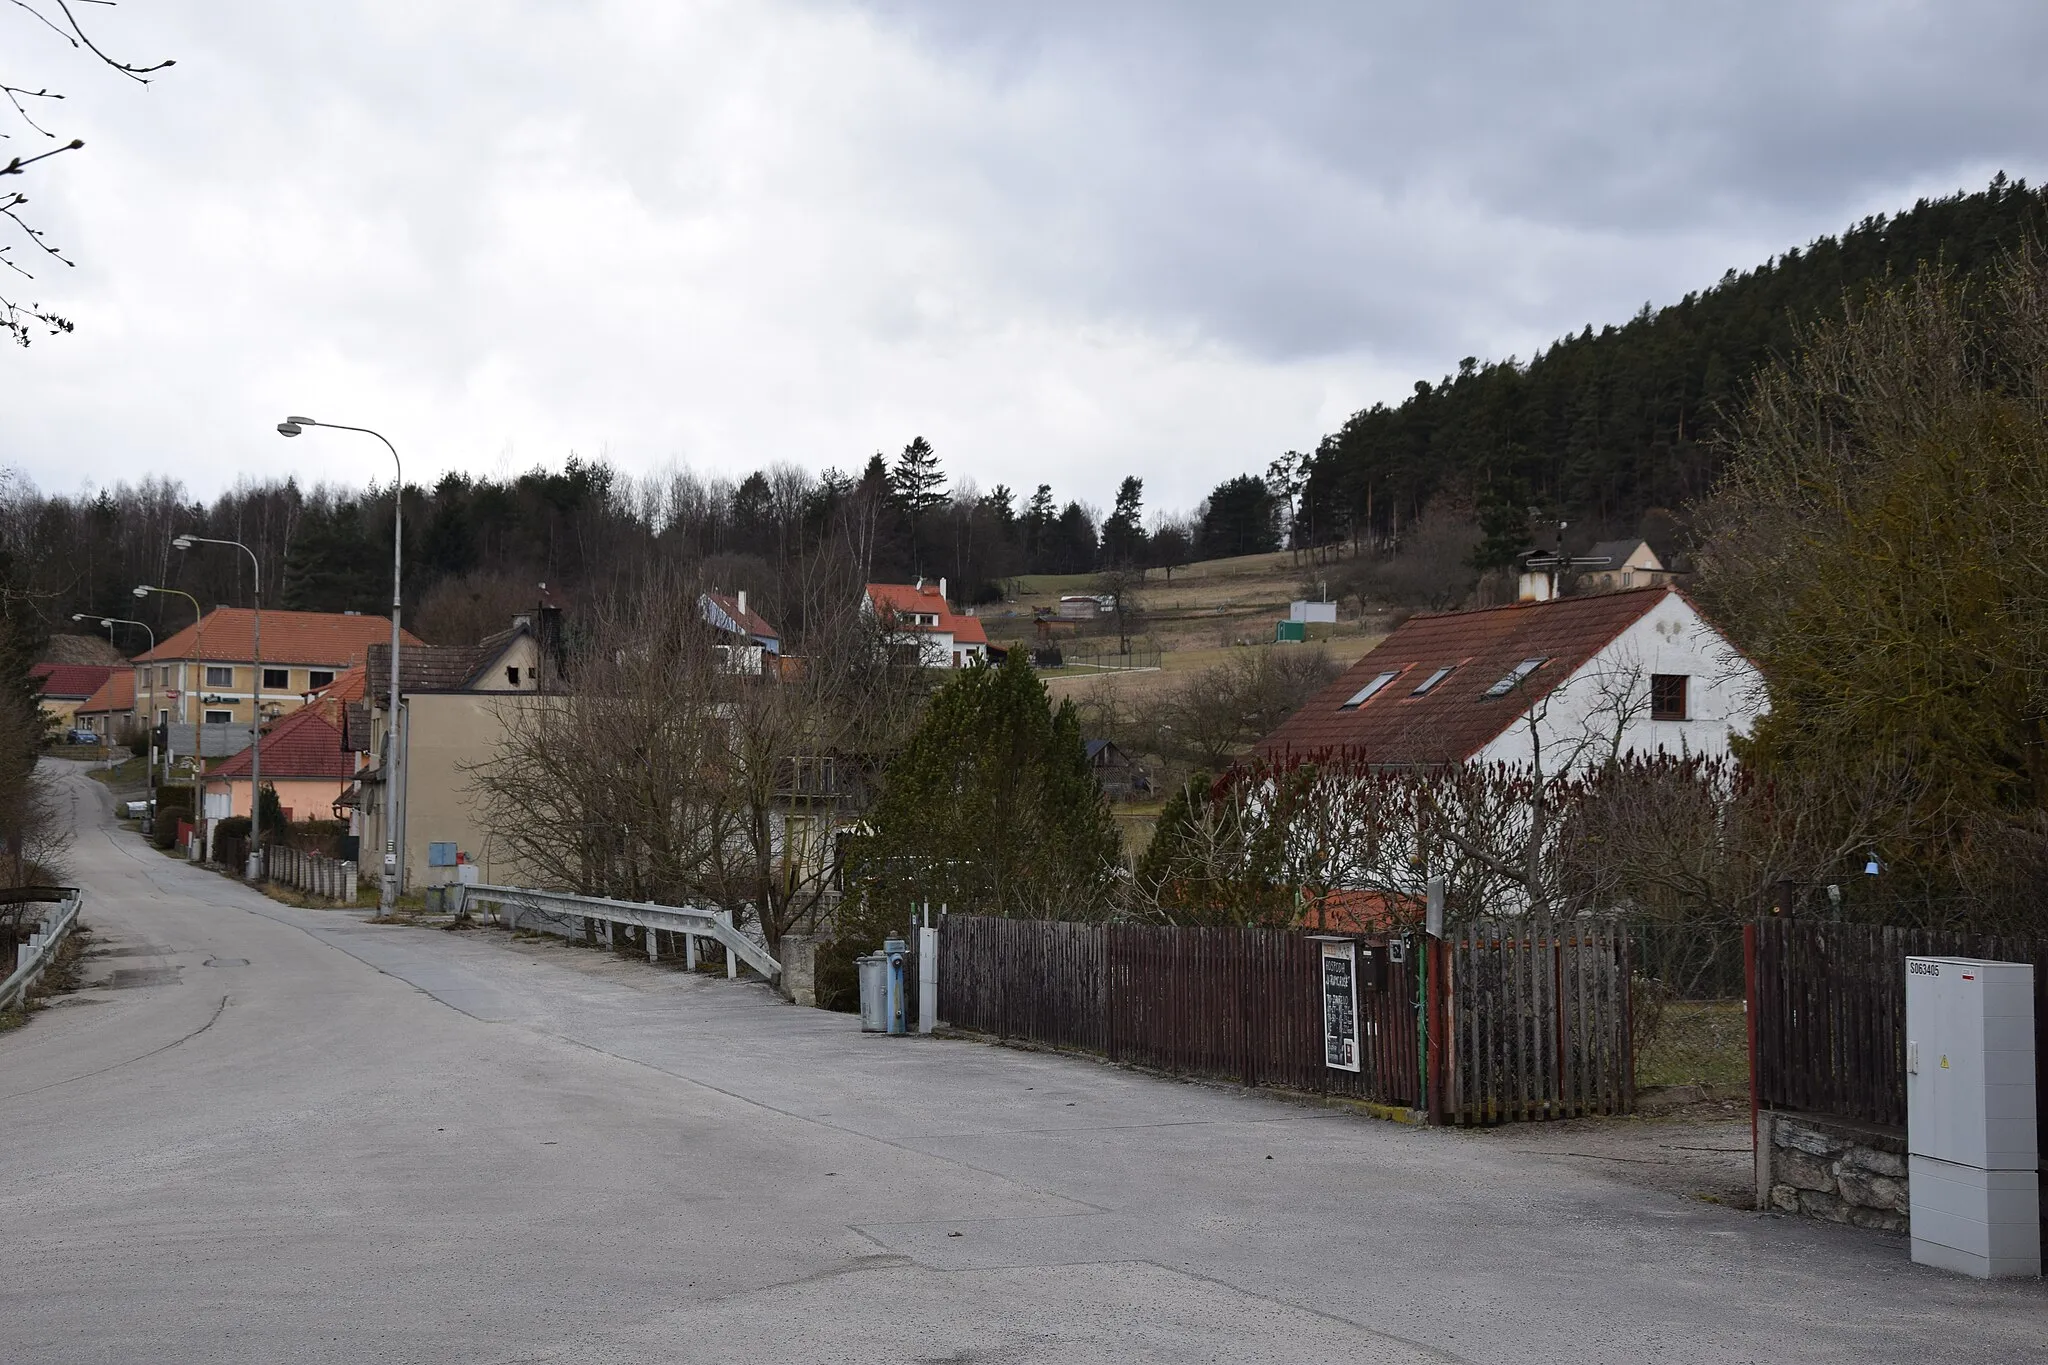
[1651,674,1689,721]
[1411,666,1455,696]
[1340,671,1400,709]
[506,666,521,686]
[1482,658,1548,698]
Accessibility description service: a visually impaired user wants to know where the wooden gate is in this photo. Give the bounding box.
[1440,925,1632,1123]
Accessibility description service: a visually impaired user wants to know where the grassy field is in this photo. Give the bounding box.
[1040,636,1382,706]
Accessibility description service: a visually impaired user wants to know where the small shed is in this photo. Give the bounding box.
[1058,595,1101,620]
[1289,600,1338,624]
[1084,739,1149,801]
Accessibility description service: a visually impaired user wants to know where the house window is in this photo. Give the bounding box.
[309,670,334,690]
[205,666,233,688]
[1340,671,1400,709]
[204,709,233,725]
[1651,674,1689,721]
[1411,665,1455,696]
[1483,658,1548,698]
[156,709,169,726]
[159,666,171,687]
[506,666,521,685]
[262,667,289,689]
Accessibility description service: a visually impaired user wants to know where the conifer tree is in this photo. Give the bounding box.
[847,650,1121,930]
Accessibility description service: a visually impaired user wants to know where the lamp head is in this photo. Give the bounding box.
[133,585,151,598]
[99,618,114,629]
[277,421,303,438]
[71,612,88,621]
[172,535,194,551]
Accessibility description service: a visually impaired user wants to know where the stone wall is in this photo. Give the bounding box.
[1755,1110,1908,1231]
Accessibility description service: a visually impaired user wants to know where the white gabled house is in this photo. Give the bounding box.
[1256,586,1764,773]
[863,578,990,669]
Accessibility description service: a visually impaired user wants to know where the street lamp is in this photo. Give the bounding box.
[86,615,159,827]
[133,584,204,810]
[172,534,266,881]
[280,415,406,915]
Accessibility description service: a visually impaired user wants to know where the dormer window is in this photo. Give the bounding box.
[1483,658,1547,698]
[1340,671,1399,709]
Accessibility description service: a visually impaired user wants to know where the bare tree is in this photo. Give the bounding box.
[4,0,173,345]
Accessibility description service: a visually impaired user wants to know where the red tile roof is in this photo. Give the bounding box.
[865,582,989,646]
[136,608,423,667]
[77,670,137,716]
[313,665,369,703]
[207,701,355,781]
[1255,587,1673,765]
[30,662,118,701]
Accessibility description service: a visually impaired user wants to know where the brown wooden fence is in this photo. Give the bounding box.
[938,916,1421,1106]
[939,916,1638,1120]
[1441,925,1633,1123]
[1753,920,2047,1135]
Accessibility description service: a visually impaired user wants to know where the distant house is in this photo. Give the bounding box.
[699,590,781,675]
[1057,595,1100,620]
[75,670,138,743]
[29,663,117,733]
[1576,539,1676,594]
[199,700,359,824]
[132,607,423,733]
[1520,539,1677,602]
[1085,739,1149,802]
[864,579,989,669]
[1255,586,1762,773]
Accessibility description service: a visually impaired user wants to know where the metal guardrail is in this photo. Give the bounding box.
[2,888,83,1012]
[451,882,780,981]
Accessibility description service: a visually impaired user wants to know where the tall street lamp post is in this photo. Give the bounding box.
[77,614,158,829]
[172,534,265,880]
[278,416,406,914]
[133,582,202,758]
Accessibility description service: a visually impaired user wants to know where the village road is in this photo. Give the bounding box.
[3,761,2043,1364]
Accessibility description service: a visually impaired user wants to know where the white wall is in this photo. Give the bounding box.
[1471,592,1764,773]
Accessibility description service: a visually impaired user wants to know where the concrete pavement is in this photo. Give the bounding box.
[3,760,2043,1363]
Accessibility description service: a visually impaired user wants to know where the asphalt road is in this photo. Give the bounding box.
[4,761,2044,1363]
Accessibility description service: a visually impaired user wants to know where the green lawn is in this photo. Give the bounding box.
[1636,999,1750,1088]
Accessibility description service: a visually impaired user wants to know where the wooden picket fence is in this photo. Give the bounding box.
[938,916,1421,1107]
[1752,919,2048,1134]
[938,915,1636,1120]
[1440,924,1633,1123]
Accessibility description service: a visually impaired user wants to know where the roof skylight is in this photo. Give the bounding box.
[1411,665,1455,696]
[1340,670,1400,709]
[1482,657,1548,698]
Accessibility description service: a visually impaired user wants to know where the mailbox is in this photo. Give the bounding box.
[1357,944,1388,992]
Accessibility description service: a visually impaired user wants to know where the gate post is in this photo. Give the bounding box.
[1427,935,1447,1125]
[1744,922,1759,1156]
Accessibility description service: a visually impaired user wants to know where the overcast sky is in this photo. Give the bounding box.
[5,1,2043,513]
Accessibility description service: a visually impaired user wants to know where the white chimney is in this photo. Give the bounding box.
[915,576,924,592]
[938,577,947,602]
[736,590,747,619]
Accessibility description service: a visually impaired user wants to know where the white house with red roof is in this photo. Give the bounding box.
[1257,586,1764,774]
[863,579,989,669]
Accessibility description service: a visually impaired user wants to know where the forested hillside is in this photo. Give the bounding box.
[8,177,2045,651]
[1295,175,2048,562]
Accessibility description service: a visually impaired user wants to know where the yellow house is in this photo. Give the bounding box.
[352,620,550,893]
[132,608,424,732]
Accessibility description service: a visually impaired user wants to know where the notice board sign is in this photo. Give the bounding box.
[1318,938,1361,1072]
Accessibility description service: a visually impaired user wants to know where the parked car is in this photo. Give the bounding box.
[66,728,101,745]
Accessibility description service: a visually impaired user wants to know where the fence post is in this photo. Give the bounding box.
[344,861,357,903]
[1744,922,1759,1157]
[1426,935,1446,1124]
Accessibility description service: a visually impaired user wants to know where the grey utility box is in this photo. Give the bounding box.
[1905,956,2039,1278]
[857,953,889,1033]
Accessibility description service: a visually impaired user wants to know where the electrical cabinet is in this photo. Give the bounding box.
[1905,956,2039,1279]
